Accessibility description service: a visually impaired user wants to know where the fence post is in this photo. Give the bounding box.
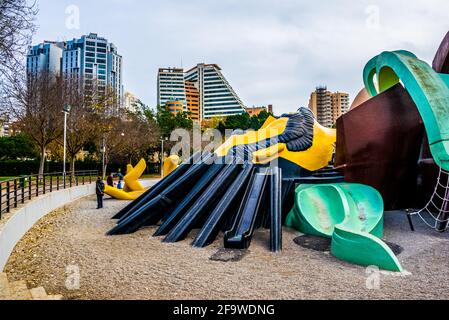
[6,181,10,213]
[14,179,18,208]
[21,177,25,204]
[0,183,3,218]
[43,175,46,195]
[28,176,32,200]
[50,175,53,193]
[36,176,39,197]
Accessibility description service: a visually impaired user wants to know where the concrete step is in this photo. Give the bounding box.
[0,273,11,300]
[30,287,48,300]
[9,280,32,300]
[0,273,63,301]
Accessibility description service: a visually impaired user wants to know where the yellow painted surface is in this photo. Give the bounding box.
[215,117,289,157]
[104,186,146,201]
[105,159,147,200]
[215,116,336,172]
[163,155,180,178]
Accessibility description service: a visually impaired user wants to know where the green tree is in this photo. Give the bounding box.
[0,134,37,160]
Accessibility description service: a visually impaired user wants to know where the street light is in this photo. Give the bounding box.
[63,104,71,186]
[101,131,125,180]
[161,136,168,178]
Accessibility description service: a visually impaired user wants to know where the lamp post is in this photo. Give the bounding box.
[161,137,168,178]
[101,131,125,180]
[63,104,71,187]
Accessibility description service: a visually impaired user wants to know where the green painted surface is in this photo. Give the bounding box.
[285,183,403,272]
[363,50,449,171]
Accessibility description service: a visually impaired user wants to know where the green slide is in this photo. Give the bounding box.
[363,50,449,171]
[286,183,403,272]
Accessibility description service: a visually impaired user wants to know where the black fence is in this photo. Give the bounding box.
[0,170,98,219]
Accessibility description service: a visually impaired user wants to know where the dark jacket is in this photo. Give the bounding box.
[96,180,105,195]
[106,175,114,187]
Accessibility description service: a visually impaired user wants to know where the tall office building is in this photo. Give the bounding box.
[185,81,200,121]
[157,68,186,108]
[308,87,350,127]
[185,64,246,121]
[63,33,123,111]
[26,41,65,76]
[28,33,124,112]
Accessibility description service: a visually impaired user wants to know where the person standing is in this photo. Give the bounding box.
[106,173,114,187]
[96,176,105,209]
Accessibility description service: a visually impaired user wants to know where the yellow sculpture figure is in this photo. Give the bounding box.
[163,155,180,178]
[215,108,336,172]
[104,159,148,201]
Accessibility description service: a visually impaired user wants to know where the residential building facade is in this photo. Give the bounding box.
[185,81,200,121]
[165,100,184,116]
[158,63,246,122]
[185,63,246,121]
[27,33,124,113]
[26,41,65,76]
[157,68,186,109]
[246,104,274,117]
[124,91,146,114]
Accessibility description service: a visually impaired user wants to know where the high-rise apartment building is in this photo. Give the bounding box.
[185,64,246,121]
[157,68,186,108]
[26,41,65,76]
[185,81,200,121]
[124,91,146,114]
[27,33,123,112]
[308,86,350,127]
[158,64,246,122]
[63,33,123,111]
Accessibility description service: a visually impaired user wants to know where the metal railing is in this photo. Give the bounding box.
[0,170,98,219]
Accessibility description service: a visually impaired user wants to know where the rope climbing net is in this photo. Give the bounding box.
[410,167,449,231]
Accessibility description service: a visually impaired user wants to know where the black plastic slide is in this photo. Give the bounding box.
[153,164,226,237]
[163,164,242,243]
[112,151,203,221]
[106,153,217,235]
[224,167,269,249]
[270,167,282,252]
[112,162,191,221]
[192,164,255,248]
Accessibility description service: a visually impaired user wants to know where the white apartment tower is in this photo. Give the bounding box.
[26,41,65,76]
[185,64,246,120]
[157,68,187,108]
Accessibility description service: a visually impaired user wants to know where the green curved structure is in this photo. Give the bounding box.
[286,183,403,272]
[363,50,449,171]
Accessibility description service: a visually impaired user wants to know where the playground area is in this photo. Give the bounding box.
[4,195,449,300]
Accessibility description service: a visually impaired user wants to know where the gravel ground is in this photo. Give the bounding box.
[4,187,449,300]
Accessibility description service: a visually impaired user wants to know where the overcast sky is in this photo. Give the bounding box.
[33,0,449,115]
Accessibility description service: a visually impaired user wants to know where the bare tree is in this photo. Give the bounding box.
[8,71,64,177]
[59,75,120,179]
[0,0,37,92]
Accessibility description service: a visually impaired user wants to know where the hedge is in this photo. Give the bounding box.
[0,160,160,177]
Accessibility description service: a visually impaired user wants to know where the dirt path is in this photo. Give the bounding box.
[4,194,449,300]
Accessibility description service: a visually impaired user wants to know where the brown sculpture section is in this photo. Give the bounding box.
[433,31,449,74]
[335,84,425,210]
